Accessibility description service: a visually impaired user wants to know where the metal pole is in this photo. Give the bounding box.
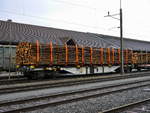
[8,19,12,79]
[120,0,124,75]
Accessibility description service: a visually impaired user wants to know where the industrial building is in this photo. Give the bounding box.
[0,20,150,71]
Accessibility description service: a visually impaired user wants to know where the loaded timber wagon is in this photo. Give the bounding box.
[16,41,150,79]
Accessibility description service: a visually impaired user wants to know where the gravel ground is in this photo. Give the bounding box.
[122,101,150,113]
[1,76,150,102]
[27,85,150,113]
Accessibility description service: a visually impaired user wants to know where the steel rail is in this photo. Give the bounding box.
[0,79,150,113]
[0,78,27,85]
[100,98,150,113]
[0,70,149,85]
[0,71,150,95]
[0,75,24,80]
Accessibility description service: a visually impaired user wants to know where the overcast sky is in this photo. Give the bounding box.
[0,0,150,41]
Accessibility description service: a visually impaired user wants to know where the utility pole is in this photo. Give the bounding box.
[120,0,124,75]
[7,19,12,79]
[104,0,124,75]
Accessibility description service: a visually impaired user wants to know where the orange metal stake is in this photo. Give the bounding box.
[125,49,128,64]
[90,47,93,65]
[56,43,59,65]
[82,47,85,65]
[112,48,115,65]
[49,41,53,65]
[100,48,104,65]
[107,48,110,65]
[75,45,79,65]
[65,44,68,65]
[131,50,134,64]
[36,40,40,63]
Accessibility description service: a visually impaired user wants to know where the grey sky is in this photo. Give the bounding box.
[0,0,150,41]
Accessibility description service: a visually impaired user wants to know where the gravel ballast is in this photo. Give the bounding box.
[28,85,150,113]
[1,75,150,113]
[0,81,150,112]
[1,76,150,102]
[122,100,150,113]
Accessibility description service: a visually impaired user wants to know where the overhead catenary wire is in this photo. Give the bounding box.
[0,0,150,40]
[0,9,108,32]
[1,9,150,41]
[53,0,96,10]
[0,0,100,30]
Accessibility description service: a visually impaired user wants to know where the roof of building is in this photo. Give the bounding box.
[0,20,150,51]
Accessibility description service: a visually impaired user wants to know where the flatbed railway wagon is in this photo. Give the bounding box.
[16,41,150,79]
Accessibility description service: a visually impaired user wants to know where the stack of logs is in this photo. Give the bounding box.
[16,41,134,66]
[16,42,37,65]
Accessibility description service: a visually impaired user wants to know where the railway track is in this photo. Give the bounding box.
[0,77,150,113]
[0,71,150,94]
[0,73,23,79]
[0,70,148,85]
[0,72,117,85]
[0,77,27,85]
[101,98,150,113]
[0,70,149,85]
[0,74,111,85]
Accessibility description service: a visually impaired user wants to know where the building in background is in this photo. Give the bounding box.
[0,20,150,71]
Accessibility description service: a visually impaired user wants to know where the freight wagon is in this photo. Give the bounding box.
[16,41,150,79]
[0,45,16,71]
